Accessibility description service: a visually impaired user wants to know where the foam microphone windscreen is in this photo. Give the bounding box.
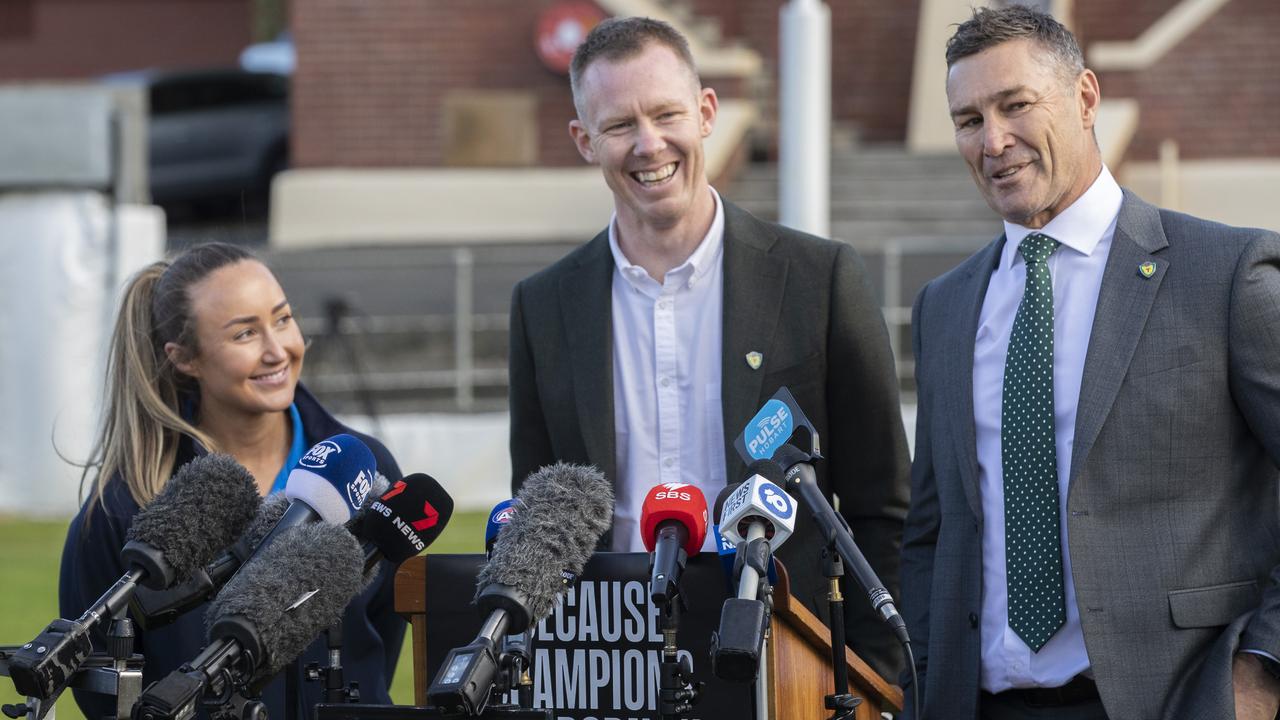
[240,493,292,549]
[747,459,785,485]
[358,473,455,564]
[363,472,392,509]
[127,453,260,580]
[285,434,377,523]
[477,462,612,623]
[713,484,741,524]
[207,522,364,678]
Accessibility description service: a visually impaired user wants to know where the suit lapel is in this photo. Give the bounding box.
[559,232,618,486]
[720,203,787,483]
[1069,192,1169,484]
[946,237,1003,522]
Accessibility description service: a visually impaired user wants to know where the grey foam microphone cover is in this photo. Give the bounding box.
[207,522,364,678]
[239,470,386,553]
[240,492,292,549]
[476,462,612,623]
[127,453,261,579]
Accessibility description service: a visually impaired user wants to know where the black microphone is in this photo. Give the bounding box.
[639,483,708,605]
[772,445,909,646]
[481,498,531,705]
[128,435,386,632]
[710,462,798,682]
[131,522,366,720]
[9,454,260,700]
[484,499,518,557]
[244,434,377,560]
[355,472,454,571]
[129,493,291,631]
[427,462,612,716]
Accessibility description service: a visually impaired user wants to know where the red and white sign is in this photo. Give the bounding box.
[534,1,606,75]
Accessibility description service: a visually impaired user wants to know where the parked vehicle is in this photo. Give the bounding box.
[106,68,289,212]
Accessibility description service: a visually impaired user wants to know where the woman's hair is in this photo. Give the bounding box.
[83,242,257,509]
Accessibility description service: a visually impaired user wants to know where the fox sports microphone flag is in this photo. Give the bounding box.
[287,434,378,521]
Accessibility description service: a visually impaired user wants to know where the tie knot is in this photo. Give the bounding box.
[1019,233,1059,265]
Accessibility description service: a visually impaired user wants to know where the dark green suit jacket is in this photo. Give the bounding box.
[507,199,912,679]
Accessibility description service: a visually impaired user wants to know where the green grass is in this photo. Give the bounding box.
[0,511,487,718]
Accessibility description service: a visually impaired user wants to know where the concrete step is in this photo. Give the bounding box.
[730,197,998,222]
[726,174,982,202]
[736,155,971,181]
[832,219,1001,243]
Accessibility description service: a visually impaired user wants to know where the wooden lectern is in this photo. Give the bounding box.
[395,555,902,720]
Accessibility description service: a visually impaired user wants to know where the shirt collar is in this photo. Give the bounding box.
[608,187,725,290]
[1001,164,1123,268]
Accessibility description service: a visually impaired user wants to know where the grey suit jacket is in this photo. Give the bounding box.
[507,199,912,679]
[902,191,1280,719]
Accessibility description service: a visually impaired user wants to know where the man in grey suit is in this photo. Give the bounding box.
[507,17,911,679]
[902,6,1280,719]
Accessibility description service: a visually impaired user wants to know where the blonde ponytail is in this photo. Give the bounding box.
[83,243,253,509]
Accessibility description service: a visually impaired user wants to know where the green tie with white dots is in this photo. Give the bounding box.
[1002,232,1066,653]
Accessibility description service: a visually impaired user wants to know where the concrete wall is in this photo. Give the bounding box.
[1121,159,1280,232]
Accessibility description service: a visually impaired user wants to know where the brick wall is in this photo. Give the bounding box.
[293,0,921,168]
[686,0,921,146]
[0,0,253,80]
[1078,0,1280,160]
[293,0,583,168]
[1074,0,1179,43]
[292,1,1279,168]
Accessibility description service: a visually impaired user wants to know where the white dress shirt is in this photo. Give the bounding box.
[974,166,1124,691]
[608,187,726,553]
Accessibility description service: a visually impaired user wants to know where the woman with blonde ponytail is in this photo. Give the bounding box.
[59,243,407,719]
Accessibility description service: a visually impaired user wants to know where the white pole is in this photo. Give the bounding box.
[755,633,770,720]
[778,0,831,238]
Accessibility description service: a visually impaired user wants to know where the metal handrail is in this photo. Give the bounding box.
[299,237,991,409]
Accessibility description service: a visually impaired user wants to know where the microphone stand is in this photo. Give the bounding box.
[820,548,861,720]
[495,630,532,709]
[657,600,700,720]
[650,550,701,720]
[1,612,145,720]
[306,623,360,705]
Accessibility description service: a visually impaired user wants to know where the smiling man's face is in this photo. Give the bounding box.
[946,38,1102,228]
[569,41,717,235]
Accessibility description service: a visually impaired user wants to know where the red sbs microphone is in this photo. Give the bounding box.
[640,483,708,605]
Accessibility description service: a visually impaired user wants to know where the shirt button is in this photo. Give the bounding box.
[660,377,671,388]
[664,458,674,467]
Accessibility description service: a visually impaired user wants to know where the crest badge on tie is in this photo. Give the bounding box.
[745,351,763,370]
[1138,261,1157,278]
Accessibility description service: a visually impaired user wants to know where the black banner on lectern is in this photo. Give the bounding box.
[422,553,752,720]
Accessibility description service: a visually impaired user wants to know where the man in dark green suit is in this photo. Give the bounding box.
[506,16,910,680]
[902,7,1280,719]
